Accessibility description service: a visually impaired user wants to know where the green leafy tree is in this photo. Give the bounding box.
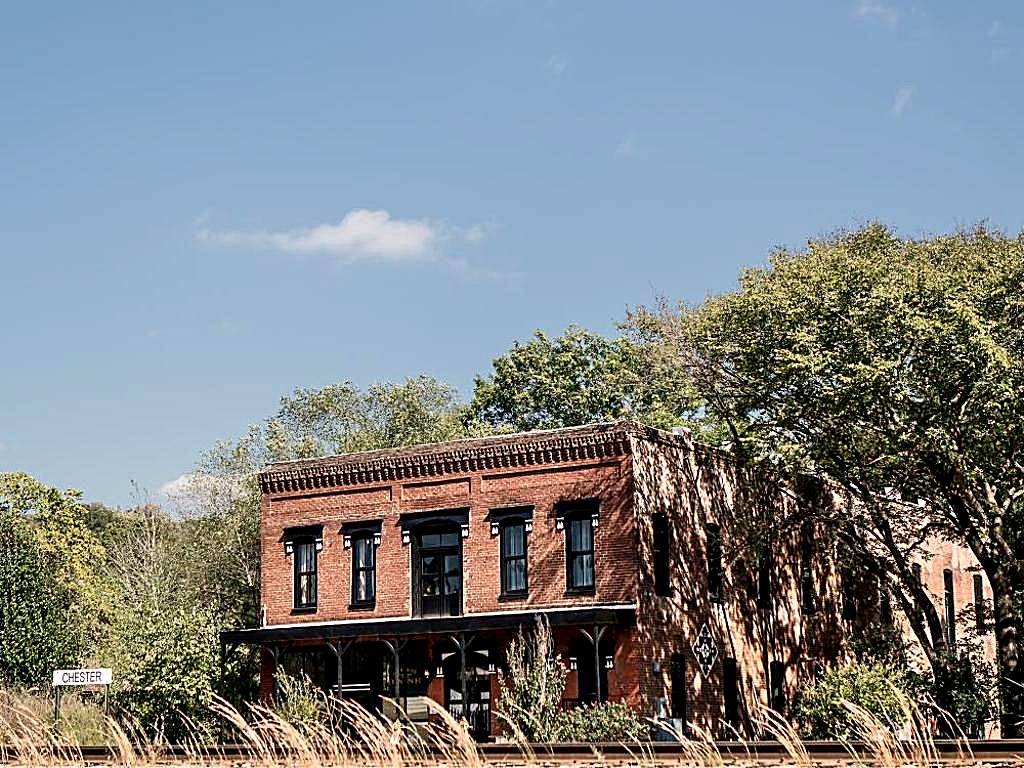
[631,224,1024,734]
[469,325,699,433]
[0,510,78,685]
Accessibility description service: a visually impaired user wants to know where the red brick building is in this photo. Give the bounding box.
[220,422,859,738]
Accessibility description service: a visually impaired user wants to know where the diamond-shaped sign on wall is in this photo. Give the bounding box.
[692,622,719,678]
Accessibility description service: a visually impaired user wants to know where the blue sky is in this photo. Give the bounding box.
[2,2,1022,507]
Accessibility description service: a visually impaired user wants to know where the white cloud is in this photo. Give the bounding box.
[854,0,899,28]
[160,472,248,517]
[546,54,568,77]
[199,209,445,262]
[891,86,913,115]
[615,136,637,158]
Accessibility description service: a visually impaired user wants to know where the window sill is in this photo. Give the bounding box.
[564,587,596,597]
[498,592,528,602]
[349,602,376,611]
[291,606,317,615]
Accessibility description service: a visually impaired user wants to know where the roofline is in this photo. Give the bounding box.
[257,420,729,495]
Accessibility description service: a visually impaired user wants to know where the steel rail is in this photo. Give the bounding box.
[3,739,1022,764]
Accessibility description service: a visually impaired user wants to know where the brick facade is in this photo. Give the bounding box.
[223,421,995,739]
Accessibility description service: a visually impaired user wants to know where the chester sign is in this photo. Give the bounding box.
[52,668,112,687]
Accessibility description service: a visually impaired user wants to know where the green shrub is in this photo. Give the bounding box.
[794,661,917,739]
[273,670,330,730]
[496,616,568,742]
[554,700,646,742]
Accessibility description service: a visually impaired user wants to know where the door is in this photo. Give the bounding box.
[415,528,462,617]
[443,648,491,740]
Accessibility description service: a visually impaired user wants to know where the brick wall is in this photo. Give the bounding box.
[629,430,847,737]
[260,455,637,626]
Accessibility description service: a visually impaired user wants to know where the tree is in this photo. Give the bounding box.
[276,376,471,458]
[0,473,110,676]
[630,224,1024,734]
[0,509,78,685]
[468,325,699,433]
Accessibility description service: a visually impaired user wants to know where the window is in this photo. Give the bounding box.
[944,569,956,647]
[769,661,786,714]
[974,574,986,633]
[351,534,376,607]
[706,523,723,602]
[293,539,318,610]
[567,515,595,592]
[653,513,671,597]
[799,527,815,614]
[500,520,528,597]
[670,653,687,722]
[756,550,771,609]
[723,657,739,730]
[841,568,857,621]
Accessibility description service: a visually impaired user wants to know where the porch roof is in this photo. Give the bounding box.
[220,603,636,646]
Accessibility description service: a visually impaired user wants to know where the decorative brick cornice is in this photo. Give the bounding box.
[259,423,633,494]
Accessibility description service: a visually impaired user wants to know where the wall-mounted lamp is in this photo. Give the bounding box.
[603,655,614,670]
[568,656,578,671]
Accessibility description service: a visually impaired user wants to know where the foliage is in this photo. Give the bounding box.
[100,504,219,741]
[0,510,78,686]
[630,224,1024,732]
[469,325,699,433]
[0,473,111,660]
[496,616,567,742]
[932,643,996,736]
[276,376,472,458]
[273,670,330,730]
[793,661,919,739]
[104,600,219,742]
[553,700,646,742]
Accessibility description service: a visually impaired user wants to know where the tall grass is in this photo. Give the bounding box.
[0,687,1004,767]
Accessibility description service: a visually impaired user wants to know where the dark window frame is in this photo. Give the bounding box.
[499,518,529,598]
[652,512,671,597]
[706,523,723,603]
[723,657,740,731]
[350,532,377,608]
[292,538,318,612]
[799,526,816,615]
[974,573,986,634]
[756,549,772,609]
[944,568,956,647]
[563,504,597,595]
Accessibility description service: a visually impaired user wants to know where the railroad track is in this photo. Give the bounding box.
[5,740,1023,764]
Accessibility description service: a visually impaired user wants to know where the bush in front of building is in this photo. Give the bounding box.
[272,670,331,730]
[496,616,568,742]
[552,700,646,742]
[793,661,918,739]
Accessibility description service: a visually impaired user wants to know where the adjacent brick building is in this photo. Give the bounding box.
[220,421,993,739]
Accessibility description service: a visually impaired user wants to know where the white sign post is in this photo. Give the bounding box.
[52,668,113,727]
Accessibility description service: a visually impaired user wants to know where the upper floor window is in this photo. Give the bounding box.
[974,573,986,633]
[652,512,671,596]
[944,568,956,647]
[501,520,528,597]
[352,534,376,606]
[706,523,723,603]
[489,506,533,599]
[293,539,318,610]
[556,500,598,594]
[283,525,322,612]
[343,520,382,609]
[799,526,815,615]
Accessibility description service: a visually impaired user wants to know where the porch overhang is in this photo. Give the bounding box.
[220,603,636,646]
